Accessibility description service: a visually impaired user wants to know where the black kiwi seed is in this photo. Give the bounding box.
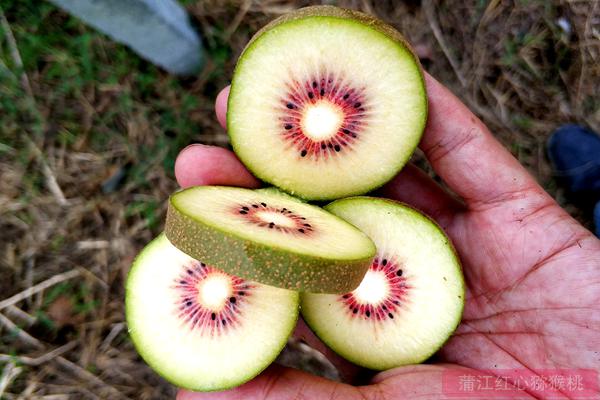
[365,310,371,317]
[343,129,350,134]
[354,102,361,108]
[229,297,236,303]
[343,93,349,100]
[252,204,259,208]
[285,124,292,130]
[269,222,275,228]
[261,202,267,207]
[239,291,245,296]
[382,259,388,266]
[200,262,206,267]
[312,81,317,88]
[222,319,227,325]
[320,89,325,96]
[334,145,341,152]
[211,313,216,320]
[187,269,193,274]
[308,92,314,99]
[286,103,294,109]
[388,313,394,319]
[353,308,358,314]
[242,206,249,211]
[304,223,311,227]
[328,143,333,149]
[300,149,307,157]
[393,300,399,305]
[321,143,326,149]
[239,210,247,214]
[186,301,192,306]
[180,280,186,284]
[396,269,403,276]
[298,228,305,233]
[382,305,387,310]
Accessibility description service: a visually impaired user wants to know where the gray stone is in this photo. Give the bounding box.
[48,0,204,75]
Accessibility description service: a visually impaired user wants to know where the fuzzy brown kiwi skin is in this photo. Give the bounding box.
[300,197,464,370]
[164,190,375,294]
[228,5,428,201]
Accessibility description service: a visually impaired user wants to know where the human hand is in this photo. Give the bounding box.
[175,73,600,399]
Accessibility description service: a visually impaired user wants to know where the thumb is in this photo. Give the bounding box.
[176,365,367,400]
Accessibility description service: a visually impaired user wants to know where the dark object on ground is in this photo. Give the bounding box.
[595,203,600,237]
[547,124,600,236]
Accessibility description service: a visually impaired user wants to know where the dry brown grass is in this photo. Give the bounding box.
[0,0,598,398]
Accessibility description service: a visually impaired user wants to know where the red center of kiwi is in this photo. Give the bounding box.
[279,74,368,160]
[339,257,409,320]
[174,261,253,335]
[236,202,314,235]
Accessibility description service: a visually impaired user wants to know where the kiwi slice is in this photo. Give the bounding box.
[301,197,465,370]
[165,186,376,293]
[228,5,427,200]
[125,234,299,391]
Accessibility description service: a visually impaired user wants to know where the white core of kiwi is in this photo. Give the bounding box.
[301,101,344,140]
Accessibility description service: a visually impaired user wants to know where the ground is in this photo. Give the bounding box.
[0,0,598,399]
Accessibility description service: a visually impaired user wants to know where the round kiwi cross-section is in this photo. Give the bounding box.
[165,186,376,293]
[301,197,465,370]
[228,5,427,200]
[126,234,299,391]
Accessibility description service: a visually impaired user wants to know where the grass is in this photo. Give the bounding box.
[0,0,598,398]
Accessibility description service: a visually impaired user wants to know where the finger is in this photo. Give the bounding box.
[377,164,463,229]
[174,144,261,189]
[176,365,365,400]
[421,73,542,210]
[215,86,230,129]
[177,364,482,400]
[293,318,362,383]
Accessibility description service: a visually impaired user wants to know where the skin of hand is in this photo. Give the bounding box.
[174,73,600,400]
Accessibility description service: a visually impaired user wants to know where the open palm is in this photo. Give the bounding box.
[176,73,600,400]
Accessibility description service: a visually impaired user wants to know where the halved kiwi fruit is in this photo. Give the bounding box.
[301,197,465,370]
[165,186,376,293]
[228,5,427,200]
[126,234,299,391]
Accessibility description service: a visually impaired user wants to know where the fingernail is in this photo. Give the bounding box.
[181,143,208,153]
